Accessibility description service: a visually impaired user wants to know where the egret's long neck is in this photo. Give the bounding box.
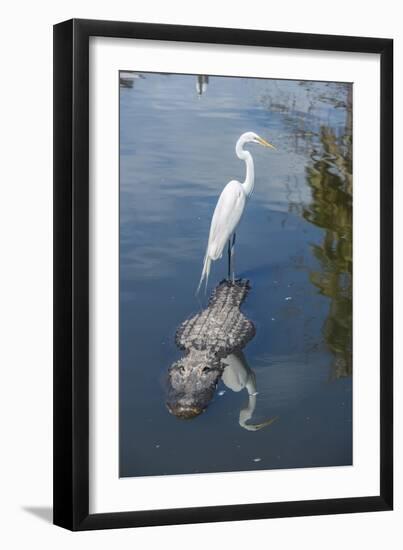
[236,140,254,198]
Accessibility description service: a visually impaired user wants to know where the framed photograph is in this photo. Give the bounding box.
[53,19,393,530]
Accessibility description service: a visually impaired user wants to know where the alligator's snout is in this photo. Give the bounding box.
[166,402,204,419]
[166,353,222,420]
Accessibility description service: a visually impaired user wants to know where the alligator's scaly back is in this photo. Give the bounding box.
[175,279,255,358]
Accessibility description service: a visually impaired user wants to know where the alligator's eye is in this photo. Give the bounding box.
[202,367,211,374]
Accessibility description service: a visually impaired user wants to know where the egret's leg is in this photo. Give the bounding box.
[227,239,231,281]
[231,233,236,283]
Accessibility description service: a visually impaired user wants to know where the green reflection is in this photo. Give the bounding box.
[303,90,352,378]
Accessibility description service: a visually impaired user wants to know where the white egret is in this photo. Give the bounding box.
[197,131,275,293]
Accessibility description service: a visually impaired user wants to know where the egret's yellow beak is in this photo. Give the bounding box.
[257,137,276,149]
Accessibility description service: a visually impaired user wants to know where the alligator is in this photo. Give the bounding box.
[166,279,255,419]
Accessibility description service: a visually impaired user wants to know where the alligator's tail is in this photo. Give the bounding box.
[196,253,212,295]
[208,278,251,308]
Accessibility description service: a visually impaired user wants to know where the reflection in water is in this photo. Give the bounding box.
[196,75,209,96]
[120,77,134,89]
[258,81,353,378]
[119,71,145,89]
[222,351,278,431]
[303,91,352,378]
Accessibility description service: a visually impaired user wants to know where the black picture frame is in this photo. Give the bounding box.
[53,18,393,531]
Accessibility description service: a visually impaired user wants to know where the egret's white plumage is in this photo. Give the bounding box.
[197,131,274,293]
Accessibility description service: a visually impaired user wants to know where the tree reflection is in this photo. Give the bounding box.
[303,90,352,378]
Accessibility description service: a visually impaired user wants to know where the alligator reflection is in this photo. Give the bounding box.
[303,108,352,378]
[167,280,276,429]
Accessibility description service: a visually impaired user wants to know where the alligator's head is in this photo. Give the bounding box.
[166,351,223,419]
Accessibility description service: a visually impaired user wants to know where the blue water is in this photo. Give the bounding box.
[119,73,352,477]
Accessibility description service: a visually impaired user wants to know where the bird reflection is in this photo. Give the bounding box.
[221,351,277,431]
